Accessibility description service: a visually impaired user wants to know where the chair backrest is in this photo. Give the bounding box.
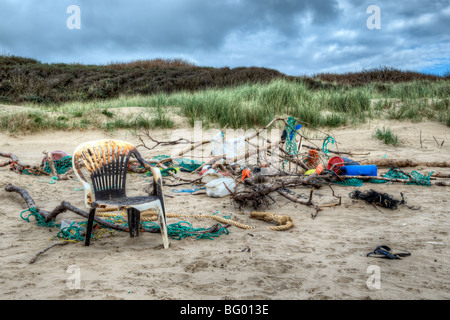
[72,139,137,203]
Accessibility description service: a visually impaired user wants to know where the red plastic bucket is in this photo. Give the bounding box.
[328,156,345,174]
[327,156,359,174]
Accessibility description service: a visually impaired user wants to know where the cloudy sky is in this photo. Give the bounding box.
[0,0,449,76]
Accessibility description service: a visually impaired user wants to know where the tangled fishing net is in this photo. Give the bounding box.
[19,207,229,243]
[349,189,406,210]
[19,156,73,176]
[332,168,434,187]
[141,155,205,177]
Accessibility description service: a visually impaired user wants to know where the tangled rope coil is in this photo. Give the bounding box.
[322,136,335,157]
[383,168,434,187]
[19,206,295,246]
[97,211,255,230]
[16,156,73,176]
[96,210,295,231]
[20,207,58,227]
[250,212,295,231]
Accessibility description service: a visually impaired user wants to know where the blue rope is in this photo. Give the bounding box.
[171,186,206,193]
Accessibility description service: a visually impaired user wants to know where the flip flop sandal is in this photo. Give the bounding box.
[367,245,411,260]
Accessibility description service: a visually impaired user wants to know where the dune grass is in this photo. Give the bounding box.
[1,78,449,133]
[373,127,400,146]
[1,56,448,133]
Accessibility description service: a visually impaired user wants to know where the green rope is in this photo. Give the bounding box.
[142,155,204,177]
[20,207,59,228]
[20,155,73,176]
[408,170,434,186]
[283,117,298,170]
[381,168,434,186]
[104,211,229,241]
[285,117,298,155]
[368,178,387,184]
[20,207,93,242]
[20,207,88,241]
[20,206,229,243]
[173,158,205,172]
[152,155,172,165]
[42,156,73,175]
[153,155,171,161]
[333,178,363,187]
[37,176,59,184]
[21,168,41,176]
[143,167,178,177]
[322,136,335,157]
[142,220,229,240]
[333,168,434,187]
[171,186,206,193]
[56,221,87,242]
[383,169,407,180]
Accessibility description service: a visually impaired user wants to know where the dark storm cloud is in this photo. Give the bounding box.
[78,0,342,56]
[0,0,339,56]
[0,0,449,74]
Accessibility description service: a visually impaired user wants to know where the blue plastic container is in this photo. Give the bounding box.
[340,165,377,177]
[289,124,302,140]
[340,157,359,166]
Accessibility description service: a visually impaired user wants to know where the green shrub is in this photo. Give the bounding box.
[374,127,399,146]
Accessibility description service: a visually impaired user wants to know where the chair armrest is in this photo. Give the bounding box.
[148,166,163,186]
[133,152,164,197]
[131,150,166,214]
[82,181,93,208]
[148,166,165,212]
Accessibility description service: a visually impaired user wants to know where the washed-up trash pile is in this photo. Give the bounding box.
[2,116,448,212]
[2,116,449,263]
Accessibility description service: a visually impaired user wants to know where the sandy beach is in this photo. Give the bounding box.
[0,119,449,300]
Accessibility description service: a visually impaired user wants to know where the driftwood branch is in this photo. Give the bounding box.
[5,184,232,239]
[43,151,58,177]
[4,184,156,233]
[232,174,326,216]
[432,172,450,178]
[0,151,18,167]
[326,185,342,207]
[0,151,46,175]
[277,189,322,219]
[1,151,74,179]
[301,144,370,156]
[136,128,191,151]
[278,147,309,171]
[359,159,450,168]
[329,174,450,186]
[29,242,70,264]
[42,151,73,181]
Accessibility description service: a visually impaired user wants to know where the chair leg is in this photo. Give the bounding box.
[127,208,135,238]
[85,208,96,246]
[135,210,141,237]
[156,204,169,249]
[127,208,141,238]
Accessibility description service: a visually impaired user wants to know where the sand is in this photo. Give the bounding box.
[0,119,449,300]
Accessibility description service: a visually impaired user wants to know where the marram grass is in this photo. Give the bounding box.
[1,78,449,133]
